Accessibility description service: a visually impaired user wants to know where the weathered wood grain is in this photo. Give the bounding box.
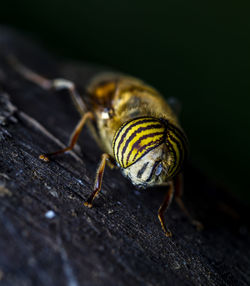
[0,27,249,286]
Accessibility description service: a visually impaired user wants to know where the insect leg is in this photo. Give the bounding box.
[39,111,94,161]
[84,153,111,208]
[174,174,203,230]
[158,181,175,237]
[8,55,86,114]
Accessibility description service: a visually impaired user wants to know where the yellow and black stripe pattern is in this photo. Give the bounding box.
[113,116,188,178]
[165,123,188,178]
[112,117,166,169]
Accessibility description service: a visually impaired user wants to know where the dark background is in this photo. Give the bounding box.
[1,0,250,202]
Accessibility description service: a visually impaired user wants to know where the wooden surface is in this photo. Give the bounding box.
[0,27,249,286]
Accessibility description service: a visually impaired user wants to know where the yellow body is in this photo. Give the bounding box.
[84,73,187,188]
[86,73,179,155]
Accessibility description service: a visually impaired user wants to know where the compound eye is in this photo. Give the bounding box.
[155,162,163,176]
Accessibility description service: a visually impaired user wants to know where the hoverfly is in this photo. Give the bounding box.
[10,57,202,237]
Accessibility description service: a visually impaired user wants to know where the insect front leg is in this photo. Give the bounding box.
[84,153,114,208]
[158,181,175,237]
[39,111,94,161]
[174,174,203,231]
[7,56,95,161]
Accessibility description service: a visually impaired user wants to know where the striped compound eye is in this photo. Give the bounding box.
[112,117,166,169]
[112,116,188,184]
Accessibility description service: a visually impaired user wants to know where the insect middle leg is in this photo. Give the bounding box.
[174,174,203,230]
